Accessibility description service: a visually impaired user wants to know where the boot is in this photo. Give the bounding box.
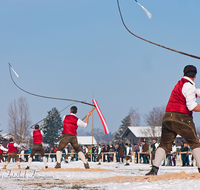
[84,163,90,169]
[45,166,48,169]
[198,168,200,173]
[18,165,21,169]
[25,166,30,170]
[2,165,6,169]
[146,165,159,175]
[97,162,101,165]
[54,162,61,169]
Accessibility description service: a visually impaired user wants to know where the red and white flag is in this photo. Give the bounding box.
[92,99,109,134]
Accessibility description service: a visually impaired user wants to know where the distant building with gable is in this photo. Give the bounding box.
[122,126,184,146]
[77,136,97,146]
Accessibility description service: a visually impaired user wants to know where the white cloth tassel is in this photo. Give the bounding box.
[137,2,152,19]
[11,67,19,77]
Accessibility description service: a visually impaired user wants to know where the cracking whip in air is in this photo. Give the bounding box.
[8,63,95,107]
[117,0,200,60]
[9,63,109,134]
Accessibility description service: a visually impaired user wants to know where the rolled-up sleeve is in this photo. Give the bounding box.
[196,89,200,98]
[182,83,198,111]
[41,131,44,136]
[14,143,21,148]
[0,146,8,152]
[77,119,87,128]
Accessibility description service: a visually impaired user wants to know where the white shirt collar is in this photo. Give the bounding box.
[183,76,195,85]
[70,113,76,116]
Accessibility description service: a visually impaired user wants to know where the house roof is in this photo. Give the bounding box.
[77,136,97,145]
[124,126,181,138]
[1,133,14,140]
[126,126,162,138]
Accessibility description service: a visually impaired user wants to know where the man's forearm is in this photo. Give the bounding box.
[85,116,89,124]
[192,104,200,112]
[85,111,92,124]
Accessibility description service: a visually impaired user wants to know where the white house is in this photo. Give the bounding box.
[122,126,183,145]
[77,136,97,146]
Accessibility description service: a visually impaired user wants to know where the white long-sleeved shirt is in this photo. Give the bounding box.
[63,113,88,128]
[0,145,8,152]
[182,76,200,111]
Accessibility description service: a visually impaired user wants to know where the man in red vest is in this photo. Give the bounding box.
[146,65,200,175]
[55,106,91,169]
[25,124,48,169]
[3,138,21,169]
[0,141,8,163]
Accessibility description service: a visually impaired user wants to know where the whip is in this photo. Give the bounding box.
[117,0,200,60]
[8,63,95,107]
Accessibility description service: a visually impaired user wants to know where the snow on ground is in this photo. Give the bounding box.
[0,160,200,190]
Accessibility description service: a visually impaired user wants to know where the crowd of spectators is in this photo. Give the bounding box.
[0,140,196,166]
[132,140,195,167]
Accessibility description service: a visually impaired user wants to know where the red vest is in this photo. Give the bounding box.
[8,142,18,153]
[33,130,43,144]
[166,78,193,115]
[0,145,3,154]
[62,115,78,135]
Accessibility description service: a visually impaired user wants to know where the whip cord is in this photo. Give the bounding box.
[117,0,200,60]
[30,103,74,128]
[9,63,95,107]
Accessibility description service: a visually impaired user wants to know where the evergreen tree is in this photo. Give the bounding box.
[40,107,63,147]
[120,115,131,131]
[112,115,131,145]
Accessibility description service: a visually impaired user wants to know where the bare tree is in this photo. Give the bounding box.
[144,106,165,126]
[8,100,18,141]
[129,108,140,126]
[8,96,31,143]
[141,106,165,139]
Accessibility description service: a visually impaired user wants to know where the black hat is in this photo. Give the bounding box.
[184,65,197,77]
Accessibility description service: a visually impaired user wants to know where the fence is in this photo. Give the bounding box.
[1,151,196,166]
[136,151,196,166]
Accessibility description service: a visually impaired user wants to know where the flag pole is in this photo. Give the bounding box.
[92,91,94,145]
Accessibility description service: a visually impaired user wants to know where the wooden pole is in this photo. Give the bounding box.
[92,91,94,145]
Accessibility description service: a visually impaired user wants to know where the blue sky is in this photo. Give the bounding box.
[1,0,200,134]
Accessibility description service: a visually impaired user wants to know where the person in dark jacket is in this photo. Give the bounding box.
[119,143,125,163]
[142,141,149,164]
